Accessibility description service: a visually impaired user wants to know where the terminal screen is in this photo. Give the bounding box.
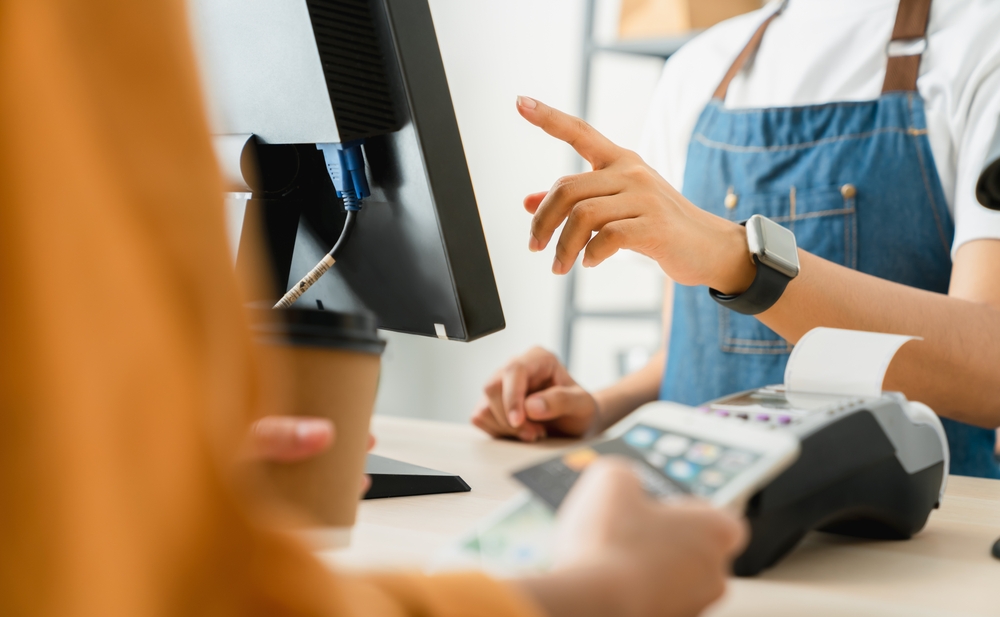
[621,424,760,498]
[713,389,835,412]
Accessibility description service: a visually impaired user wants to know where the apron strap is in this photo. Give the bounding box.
[882,0,932,93]
[713,0,932,101]
[712,1,786,101]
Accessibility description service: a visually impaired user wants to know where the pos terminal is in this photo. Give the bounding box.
[511,387,949,577]
[704,387,948,575]
[509,328,952,576]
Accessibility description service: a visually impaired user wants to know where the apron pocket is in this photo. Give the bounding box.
[719,184,857,354]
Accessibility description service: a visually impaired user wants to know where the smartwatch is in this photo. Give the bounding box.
[709,214,799,316]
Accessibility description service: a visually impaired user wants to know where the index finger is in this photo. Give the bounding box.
[517,96,622,169]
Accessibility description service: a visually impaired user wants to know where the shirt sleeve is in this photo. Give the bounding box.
[940,0,1000,256]
[951,63,1000,256]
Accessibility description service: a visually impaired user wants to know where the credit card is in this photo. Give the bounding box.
[512,437,689,510]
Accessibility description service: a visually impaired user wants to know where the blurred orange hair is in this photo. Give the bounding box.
[0,3,544,616]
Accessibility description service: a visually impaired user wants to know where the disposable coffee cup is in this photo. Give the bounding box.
[249,305,385,548]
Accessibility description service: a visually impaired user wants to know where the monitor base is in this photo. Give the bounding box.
[363,454,470,499]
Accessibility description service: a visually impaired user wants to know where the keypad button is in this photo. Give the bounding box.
[654,434,691,457]
[666,459,700,482]
[624,426,659,448]
[685,443,722,465]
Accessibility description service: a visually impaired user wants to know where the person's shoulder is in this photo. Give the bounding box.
[651,7,771,119]
[925,0,1000,100]
[641,8,774,183]
[663,8,769,80]
[929,0,1000,62]
[932,0,1000,31]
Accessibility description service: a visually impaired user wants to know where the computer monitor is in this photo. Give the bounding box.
[188,0,503,498]
[189,0,505,342]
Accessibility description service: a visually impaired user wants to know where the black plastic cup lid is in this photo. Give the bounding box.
[247,304,385,355]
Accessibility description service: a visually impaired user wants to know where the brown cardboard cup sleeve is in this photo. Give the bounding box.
[249,305,385,546]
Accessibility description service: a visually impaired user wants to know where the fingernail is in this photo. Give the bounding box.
[525,397,546,416]
[519,428,537,442]
[552,257,564,274]
[295,419,328,442]
[528,232,541,252]
[508,410,522,428]
[517,95,537,109]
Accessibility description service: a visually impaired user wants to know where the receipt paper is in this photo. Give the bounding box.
[784,327,920,398]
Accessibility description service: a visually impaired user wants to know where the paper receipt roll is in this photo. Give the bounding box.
[784,327,920,398]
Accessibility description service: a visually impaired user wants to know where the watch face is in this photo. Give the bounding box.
[747,215,799,278]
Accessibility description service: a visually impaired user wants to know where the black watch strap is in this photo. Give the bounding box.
[709,255,791,316]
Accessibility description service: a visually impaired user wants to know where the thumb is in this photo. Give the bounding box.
[578,457,646,502]
[557,458,646,533]
[524,386,591,422]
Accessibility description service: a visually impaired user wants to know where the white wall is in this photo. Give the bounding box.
[374,0,668,423]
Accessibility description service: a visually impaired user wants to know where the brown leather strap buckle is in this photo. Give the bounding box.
[887,37,927,58]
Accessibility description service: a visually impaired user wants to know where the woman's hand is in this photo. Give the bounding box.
[471,347,598,442]
[246,416,335,462]
[517,95,755,296]
[245,416,376,495]
[518,459,746,617]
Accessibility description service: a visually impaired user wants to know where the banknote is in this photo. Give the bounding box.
[436,491,556,577]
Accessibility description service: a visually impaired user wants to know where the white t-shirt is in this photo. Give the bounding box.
[639,0,1000,256]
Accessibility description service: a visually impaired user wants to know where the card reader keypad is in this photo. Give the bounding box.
[707,387,869,434]
[622,425,761,497]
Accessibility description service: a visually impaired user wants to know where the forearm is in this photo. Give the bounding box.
[516,567,628,617]
[592,349,665,432]
[356,572,548,617]
[759,251,1000,427]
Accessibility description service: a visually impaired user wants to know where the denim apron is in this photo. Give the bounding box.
[659,0,999,478]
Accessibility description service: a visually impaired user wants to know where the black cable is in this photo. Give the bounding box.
[328,209,357,260]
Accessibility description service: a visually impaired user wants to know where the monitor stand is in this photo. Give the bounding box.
[362,454,470,499]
